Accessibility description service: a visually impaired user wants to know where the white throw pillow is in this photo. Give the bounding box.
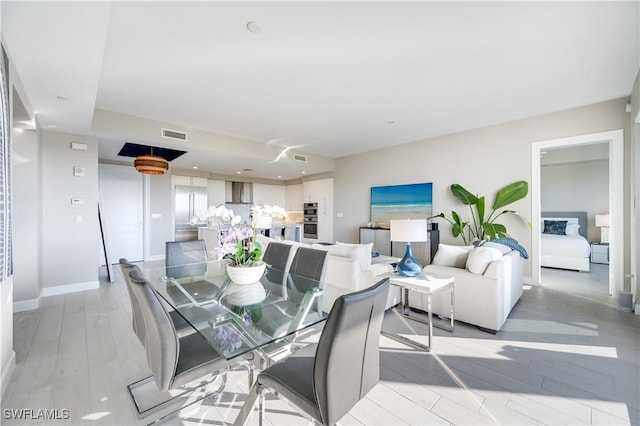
[565,223,580,236]
[432,244,474,269]
[326,242,373,272]
[466,247,503,275]
[480,241,512,255]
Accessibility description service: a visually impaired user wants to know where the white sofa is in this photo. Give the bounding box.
[256,235,401,310]
[408,243,524,333]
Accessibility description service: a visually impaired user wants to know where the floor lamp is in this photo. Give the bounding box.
[390,219,428,277]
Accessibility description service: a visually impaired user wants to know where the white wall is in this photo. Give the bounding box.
[12,127,41,308]
[541,159,609,242]
[148,171,172,259]
[334,98,631,281]
[41,131,99,294]
[630,69,639,310]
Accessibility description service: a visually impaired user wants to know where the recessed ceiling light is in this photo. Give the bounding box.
[192,166,198,169]
[301,171,306,174]
[236,171,242,174]
[246,21,262,33]
[277,175,282,179]
[56,95,67,101]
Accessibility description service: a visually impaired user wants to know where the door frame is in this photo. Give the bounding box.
[531,129,624,296]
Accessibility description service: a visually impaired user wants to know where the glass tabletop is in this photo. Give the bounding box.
[140,260,344,360]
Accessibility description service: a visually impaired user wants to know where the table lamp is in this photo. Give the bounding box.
[390,219,428,277]
[595,214,610,243]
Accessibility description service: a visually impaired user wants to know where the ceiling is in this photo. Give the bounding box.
[2,1,639,180]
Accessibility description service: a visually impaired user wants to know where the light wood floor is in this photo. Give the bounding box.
[2,264,639,426]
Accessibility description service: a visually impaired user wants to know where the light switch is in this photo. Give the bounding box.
[70,142,87,151]
[151,213,162,219]
[71,198,85,205]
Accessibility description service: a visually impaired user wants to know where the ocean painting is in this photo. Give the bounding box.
[370,182,433,225]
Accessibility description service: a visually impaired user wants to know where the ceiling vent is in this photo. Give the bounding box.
[162,128,188,141]
[293,154,307,163]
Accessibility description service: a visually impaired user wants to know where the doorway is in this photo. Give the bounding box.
[531,129,624,297]
[539,143,610,297]
[98,163,144,263]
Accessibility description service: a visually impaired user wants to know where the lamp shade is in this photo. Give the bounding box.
[595,214,610,227]
[390,219,428,242]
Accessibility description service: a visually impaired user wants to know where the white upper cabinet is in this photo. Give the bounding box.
[252,183,286,207]
[172,175,208,187]
[285,184,303,211]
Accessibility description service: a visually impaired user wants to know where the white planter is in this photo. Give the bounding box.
[226,263,266,285]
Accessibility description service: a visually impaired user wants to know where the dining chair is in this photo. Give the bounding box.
[165,240,220,304]
[119,258,222,342]
[126,269,253,420]
[257,246,328,344]
[260,242,295,300]
[235,277,390,426]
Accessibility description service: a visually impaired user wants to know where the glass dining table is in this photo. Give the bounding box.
[140,259,346,363]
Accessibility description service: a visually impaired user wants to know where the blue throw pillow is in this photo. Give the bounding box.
[543,220,567,235]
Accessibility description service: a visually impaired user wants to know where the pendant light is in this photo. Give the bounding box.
[134,147,168,175]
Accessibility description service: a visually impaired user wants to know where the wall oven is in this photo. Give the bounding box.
[303,202,318,238]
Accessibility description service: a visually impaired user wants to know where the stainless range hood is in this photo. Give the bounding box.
[225,182,253,204]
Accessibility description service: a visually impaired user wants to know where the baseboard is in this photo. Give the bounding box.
[41,280,99,297]
[13,295,41,313]
[1,350,16,401]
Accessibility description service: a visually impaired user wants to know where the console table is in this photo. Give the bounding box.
[359,227,439,266]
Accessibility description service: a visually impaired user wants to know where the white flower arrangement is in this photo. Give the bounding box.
[191,204,288,267]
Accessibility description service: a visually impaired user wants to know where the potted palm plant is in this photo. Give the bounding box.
[431,181,531,245]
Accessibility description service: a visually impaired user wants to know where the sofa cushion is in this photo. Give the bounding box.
[480,241,512,255]
[323,242,373,272]
[466,246,503,275]
[432,244,474,269]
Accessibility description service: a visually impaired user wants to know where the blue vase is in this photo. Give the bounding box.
[397,243,423,277]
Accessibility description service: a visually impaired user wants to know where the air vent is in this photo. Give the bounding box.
[162,128,188,141]
[293,154,307,163]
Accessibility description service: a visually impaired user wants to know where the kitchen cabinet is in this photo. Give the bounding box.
[303,178,334,242]
[207,179,225,207]
[285,183,303,211]
[172,175,208,187]
[253,183,286,207]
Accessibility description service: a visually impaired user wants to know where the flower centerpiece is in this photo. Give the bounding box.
[191,204,289,284]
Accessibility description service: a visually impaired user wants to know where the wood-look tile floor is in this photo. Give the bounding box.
[2,264,638,426]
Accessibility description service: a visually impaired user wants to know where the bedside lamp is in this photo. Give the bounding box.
[595,214,610,244]
[390,219,428,277]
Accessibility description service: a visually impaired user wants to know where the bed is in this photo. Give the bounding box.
[541,211,591,272]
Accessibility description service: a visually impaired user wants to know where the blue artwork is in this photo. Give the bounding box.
[370,182,433,224]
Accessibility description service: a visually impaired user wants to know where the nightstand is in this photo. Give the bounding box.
[590,243,609,264]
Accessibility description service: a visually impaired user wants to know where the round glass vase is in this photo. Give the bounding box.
[226,262,266,285]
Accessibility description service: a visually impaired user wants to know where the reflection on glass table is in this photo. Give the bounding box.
[141,260,345,361]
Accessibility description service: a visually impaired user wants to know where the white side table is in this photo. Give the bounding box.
[380,272,455,351]
[590,243,609,264]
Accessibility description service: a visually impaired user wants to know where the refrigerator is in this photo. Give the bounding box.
[175,185,208,241]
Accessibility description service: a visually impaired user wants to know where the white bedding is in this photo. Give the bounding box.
[541,233,591,258]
